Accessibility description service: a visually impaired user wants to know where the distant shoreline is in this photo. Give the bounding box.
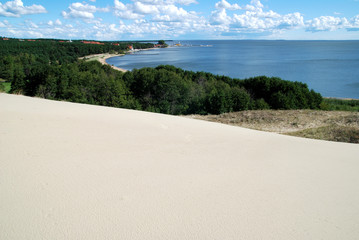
[324,97,359,101]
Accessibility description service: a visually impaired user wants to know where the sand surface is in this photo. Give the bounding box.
[1,93,359,239]
[80,53,128,72]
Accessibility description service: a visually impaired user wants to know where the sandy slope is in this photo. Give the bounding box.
[1,93,359,240]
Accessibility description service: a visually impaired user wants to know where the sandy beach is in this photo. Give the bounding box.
[81,47,158,73]
[1,93,359,239]
[80,53,128,72]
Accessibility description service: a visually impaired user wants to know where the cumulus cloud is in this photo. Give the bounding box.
[210,8,231,25]
[348,15,359,31]
[133,2,159,15]
[55,19,62,26]
[114,0,144,19]
[48,19,63,26]
[112,0,305,39]
[210,0,303,33]
[114,0,201,24]
[62,2,109,19]
[278,13,304,30]
[110,0,208,39]
[0,0,46,17]
[215,0,241,10]
[153,5,199,22]
[306,16,349,32]
[25,19,38,29]
[114,0,126,10]
[210,0,358,36]
[4,0,359,40]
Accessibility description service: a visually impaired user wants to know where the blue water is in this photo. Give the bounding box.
[107,40,359,99]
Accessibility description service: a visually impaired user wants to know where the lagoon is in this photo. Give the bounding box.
[107,40,359,99]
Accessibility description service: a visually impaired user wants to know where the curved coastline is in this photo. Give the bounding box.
[99,54,128,72]
[83,47,159,73]
[80,53,128,72]
[104,47,159,72]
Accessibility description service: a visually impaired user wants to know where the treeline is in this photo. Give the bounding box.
[0,56,322,115]
[124,65,322,114]
[0,56,138,108]
[0,38,153,64]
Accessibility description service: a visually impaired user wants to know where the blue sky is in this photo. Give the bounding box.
[1,0,359,40]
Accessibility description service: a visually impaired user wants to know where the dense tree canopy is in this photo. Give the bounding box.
[0,39,153,64]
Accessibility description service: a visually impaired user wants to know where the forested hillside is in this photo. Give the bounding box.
[0,38,322,115]
[0,38,153,63]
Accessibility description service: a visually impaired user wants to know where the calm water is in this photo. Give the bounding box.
[107,40,359,99]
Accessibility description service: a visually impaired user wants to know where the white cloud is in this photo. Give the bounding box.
[133,2,159,15]
[106,0,208,39]
[114,0,126,11]
[114,0,200,24]
[25,19,38,29]
[210,0,303,34]
[175,0,198,5]
[0,20,10,28]
[62,3,96,19]
[231,13,268,30]
[55,19,62,26]
[351,15,359,26]
[3,0,359,40]
[215,0,241,10]
[210,8,231,25]
[25,30,44,38]
[306,16,349,32]
[279,13,304,29]
[154,5,199,22]
[48,19,62,26]
[114,0,145,19]
[250,0,263,9]
[256,9,281,18]
[242,0,263,11]
[0,0,46,17]
[62,2,109,20]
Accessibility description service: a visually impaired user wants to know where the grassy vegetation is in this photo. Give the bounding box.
[321,98,359,112]
[187,110,359,144]
[0,79,11,93]
[287,124,359,143]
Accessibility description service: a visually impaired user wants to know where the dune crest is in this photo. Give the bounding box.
[1,93,359,239]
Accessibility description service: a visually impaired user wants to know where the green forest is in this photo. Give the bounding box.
[0,38,323,115]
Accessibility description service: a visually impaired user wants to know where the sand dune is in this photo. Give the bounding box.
[1,93,359,239]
